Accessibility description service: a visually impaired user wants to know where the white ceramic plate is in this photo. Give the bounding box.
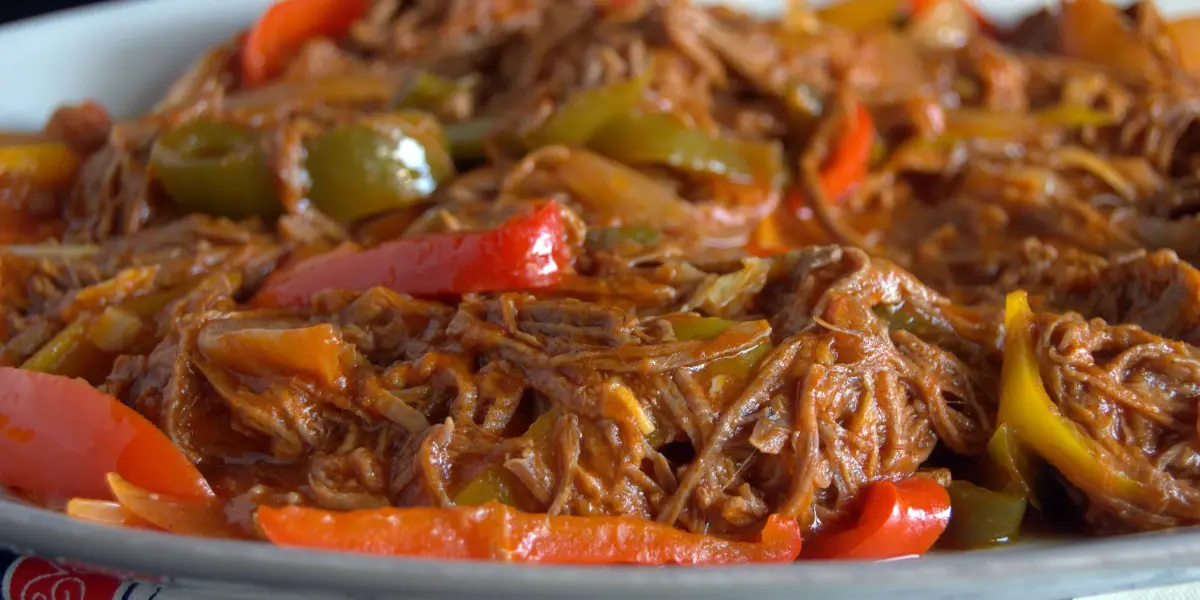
[2,1,1200,599]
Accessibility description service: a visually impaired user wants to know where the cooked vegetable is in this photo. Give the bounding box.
[150,121,279,219]
[65,498,157,530]
[556,149,698,230]
[525,71,651,148]
[0,141,80,188]
[817,0,903,31]
[998,292,1150,506]
[1058,0,1162,82]
[0,368,211,501]
[258,502,803,564]
[589,113,784,185]
[254,202,572,306]
[909,0,994,37]
[307,114,454,223]
[9,0,1200,563]
[444,118,494,160]
[454,413,555,509]
[107,474,242,539]
[803,478,951,560]
[585,225,662,250]
[1167,17,1200,75]
[941,481,1026,549]
[241,0,371,86]
[21,318,113,382]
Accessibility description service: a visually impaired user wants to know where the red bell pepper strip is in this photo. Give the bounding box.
[254,203,573,307]
[786,100,874,221]
[0,367,212,502]
[803,477,951,560]
[240,0,371,87]
[909,0,996,36]
[258,502,803,564]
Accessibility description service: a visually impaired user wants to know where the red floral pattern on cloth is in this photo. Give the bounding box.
[0,551,150,600]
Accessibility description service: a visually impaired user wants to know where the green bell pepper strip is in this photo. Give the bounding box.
[306,112,455,224]
[443,118,494,160]
[940,481,1027,549]
[150,121,280,219]
[588,112,784,187]
[395,72,475,113]
[585,225,662,251]
[453,412,556,509]
[670,317,772,410]
[524,70,652,148]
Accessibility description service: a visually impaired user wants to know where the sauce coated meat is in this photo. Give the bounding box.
[3,0,1200,562]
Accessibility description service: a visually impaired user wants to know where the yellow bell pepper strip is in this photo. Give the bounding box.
[588,113,785,186]
[524,70,651,148]
[150,121,280,219]
[803,477,950,560]
[943,106,1117,140]
[817,0,904,31]
[998,291,1149,506]
[240,0,371,87]
[0,141,81,189]
[258,502,803,564]
[939,481,1026,549]
[306,113,454,224]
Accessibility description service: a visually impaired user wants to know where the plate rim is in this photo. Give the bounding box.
[4,498,1200,597]
[3,0,1200,597]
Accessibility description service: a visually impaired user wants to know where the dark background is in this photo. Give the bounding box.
[2,1,99,25]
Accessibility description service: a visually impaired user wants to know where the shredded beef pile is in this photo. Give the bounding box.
[6,0,1200,540]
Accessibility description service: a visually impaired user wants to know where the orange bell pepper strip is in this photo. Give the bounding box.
[0,367,212,502]
[258,502,803,564]
[241,0,371,87]
[0,142,80,189]
[803,477,951,560]
[1167,17,1200,76]
[253,202,573,307]
[1058,0,1162,82]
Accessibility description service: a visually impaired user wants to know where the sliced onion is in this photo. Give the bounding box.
[87,306,145,353]
[107,473,244,539]
[907,0,976,49]
[1052,146,1137,201]
[556,149,699,231]
[66,498,158,530]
